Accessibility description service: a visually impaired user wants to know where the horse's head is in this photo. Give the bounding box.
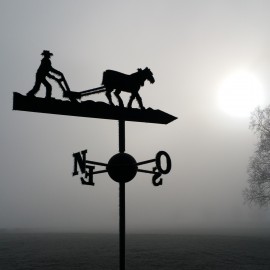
[143,67,155,84]
[137,67,155,85]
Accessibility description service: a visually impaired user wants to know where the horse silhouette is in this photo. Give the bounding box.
[102,67,155,110]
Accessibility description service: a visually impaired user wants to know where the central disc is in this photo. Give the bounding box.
[107,153,138,183]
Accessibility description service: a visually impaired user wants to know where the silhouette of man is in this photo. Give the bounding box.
[27,50,62,99]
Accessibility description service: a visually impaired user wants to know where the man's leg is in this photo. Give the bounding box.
[42,79,52,99]
[27,76,42,97]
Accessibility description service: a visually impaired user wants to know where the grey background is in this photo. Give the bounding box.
[1,0,270,233]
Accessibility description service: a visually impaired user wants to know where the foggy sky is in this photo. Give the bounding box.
[1,0,270,234]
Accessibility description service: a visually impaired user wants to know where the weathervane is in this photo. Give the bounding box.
[13,51,177,270]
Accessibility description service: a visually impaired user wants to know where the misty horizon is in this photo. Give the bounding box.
[1,0,270,236]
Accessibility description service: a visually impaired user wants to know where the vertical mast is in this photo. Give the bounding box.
[119,120,125,270]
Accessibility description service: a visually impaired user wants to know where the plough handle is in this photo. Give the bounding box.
[61,75,71,92]
[56,74,78,102]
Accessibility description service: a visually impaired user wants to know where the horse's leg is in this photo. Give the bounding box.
[105,88,114,106]
[114,89,124,107]
[127,93,136,109]
[135,93,145,110]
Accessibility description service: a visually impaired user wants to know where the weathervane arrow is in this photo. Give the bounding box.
[13,92,177,124]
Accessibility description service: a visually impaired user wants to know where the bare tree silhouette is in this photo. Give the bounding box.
[244,106,270,207]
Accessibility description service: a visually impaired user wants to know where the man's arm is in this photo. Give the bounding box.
[47,73,61,82]
[50,67,63,76]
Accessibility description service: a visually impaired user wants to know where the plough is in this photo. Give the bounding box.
[64,86,106,99]
[59,76,105,102]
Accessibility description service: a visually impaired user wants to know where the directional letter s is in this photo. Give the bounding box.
[152,167,163,186]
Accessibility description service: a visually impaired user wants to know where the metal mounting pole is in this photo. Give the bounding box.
[119,120,125,153]
[119,120,125,270]
[119,181,125,270]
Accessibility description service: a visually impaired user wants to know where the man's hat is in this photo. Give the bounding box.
[41,50,53,56]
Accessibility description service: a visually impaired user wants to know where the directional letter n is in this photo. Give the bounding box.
[73,150,87,176]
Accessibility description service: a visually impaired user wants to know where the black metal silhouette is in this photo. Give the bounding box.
[102,68,155,110]
[24,52,155,109]
[63,85,106,100]
[26,50,77,102]
[64,68,155,110]
[13,92,177,124]
[72,149,171,187]
[72,125,172,270]
[27,50,62,98]
[13,62,176,270]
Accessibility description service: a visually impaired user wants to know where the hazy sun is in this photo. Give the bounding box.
[218,70,264,117]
